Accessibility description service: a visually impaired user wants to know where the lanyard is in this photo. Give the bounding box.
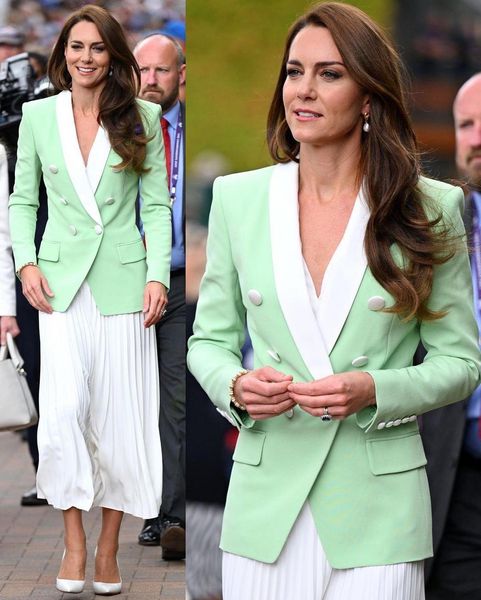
[169,104,183,205]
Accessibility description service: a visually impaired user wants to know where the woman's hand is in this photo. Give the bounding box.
[143,281,168,327]
[0,316,20,345]
[288,371,376,420]
[233,366,295,420]
[20,265,54,313]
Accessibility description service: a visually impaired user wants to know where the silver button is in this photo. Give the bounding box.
[49,164,58,174]
[351,355,368,368]
[385,421,394,428]
[69,225,77,236]
[60,197,68,205]
[104,197,115,205]
[401,417,410,424]
[247,289,262,306]
[377,422,386,430]
[368,296,385,311]
[267,350,281,363]
[94,225,103,235]
[393,419,402,427]
[408,415,417,422]
[285,408,294,419]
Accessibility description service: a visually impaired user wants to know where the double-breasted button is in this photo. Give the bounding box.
[351,355,368,368]
[401,417,410,424]
[267,350,281,363]
[368,296,385,311]
[60,197,68,205]
[408,415,417,422]
[94,225,103,235]
[285,408,294,419]
[377,421,386,430]
[49,164,58,174]
[393,419,402,426]
[385,420,394,428]
[104,197,115,205]
[247,289,263,306]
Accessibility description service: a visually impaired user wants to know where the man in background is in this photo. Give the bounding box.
[134,33,186,561]
[425,72,481,599]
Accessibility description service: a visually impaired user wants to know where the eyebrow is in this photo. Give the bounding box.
[286,59,345,68]
[69,39,104,45]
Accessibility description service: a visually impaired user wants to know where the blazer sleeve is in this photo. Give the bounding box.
[358,185,481,433]
[187,177,254,429]
[8,103,42,273]
[139,103,172,289]
[0,144,16,316]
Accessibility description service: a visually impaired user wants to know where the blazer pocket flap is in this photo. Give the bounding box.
[117,240,146,264]
[38,241,60,262]
[232,429,266,466]
[366,432,427,475]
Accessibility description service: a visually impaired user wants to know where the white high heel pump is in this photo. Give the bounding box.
[93,547,122,596]
[56,549,85,593]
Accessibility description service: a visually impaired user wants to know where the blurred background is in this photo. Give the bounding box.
[187,0,481,223]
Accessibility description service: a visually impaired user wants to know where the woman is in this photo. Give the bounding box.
[187,3,481,599]
[9,5,171,595]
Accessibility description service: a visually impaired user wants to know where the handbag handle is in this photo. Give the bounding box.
[0,332,25,370]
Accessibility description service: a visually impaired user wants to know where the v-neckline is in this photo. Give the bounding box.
[300,189,361,300]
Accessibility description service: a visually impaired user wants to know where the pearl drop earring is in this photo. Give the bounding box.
[362,113,370,133]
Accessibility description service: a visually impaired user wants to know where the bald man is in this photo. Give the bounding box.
[424,73,481,599]
[134,34,186,561]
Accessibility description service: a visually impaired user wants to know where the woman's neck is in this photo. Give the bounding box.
[298,137,362,203]
[70,83,104,117]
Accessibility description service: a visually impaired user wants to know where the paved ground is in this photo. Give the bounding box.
[0,431,185,599]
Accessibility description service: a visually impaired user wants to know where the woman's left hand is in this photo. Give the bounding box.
[288,371,376,420]
[0,316,20,345]
[143,281,168,327]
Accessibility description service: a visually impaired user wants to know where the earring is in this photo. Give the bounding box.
[362,112,370,133]
[108,64,113,77]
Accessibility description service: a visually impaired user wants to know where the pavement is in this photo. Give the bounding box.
[0,431,185,600]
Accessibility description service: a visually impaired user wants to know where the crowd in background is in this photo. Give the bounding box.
[3,0,184,54]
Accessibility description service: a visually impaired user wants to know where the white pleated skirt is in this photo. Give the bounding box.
[36,282,162,519]
[223,503,425,600]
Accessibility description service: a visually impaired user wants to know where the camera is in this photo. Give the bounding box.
[0,52,52,131]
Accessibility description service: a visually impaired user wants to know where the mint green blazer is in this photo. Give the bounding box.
[9,91,171,315]
[187,161,481,568]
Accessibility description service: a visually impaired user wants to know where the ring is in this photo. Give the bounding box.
[161,309,167,317]
[321,407,332,422]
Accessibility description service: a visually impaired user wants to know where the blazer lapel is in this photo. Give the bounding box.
[317,188,369,353]
[86,125,111,195]
[269,161,333,380]
[56,90,103,225]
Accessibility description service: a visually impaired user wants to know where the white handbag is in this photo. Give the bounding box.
[0,332,38,431]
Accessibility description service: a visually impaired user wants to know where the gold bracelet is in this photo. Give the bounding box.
[16,262,38,278]
[229,369,249,411]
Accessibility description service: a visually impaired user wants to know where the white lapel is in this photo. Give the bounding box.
[269,161,333,380]
[317,188,369,353]
[56,90,103,225]
[86,125,111,195]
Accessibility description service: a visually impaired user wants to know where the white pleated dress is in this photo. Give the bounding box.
[37,281,162,519]
[222,260,425,600]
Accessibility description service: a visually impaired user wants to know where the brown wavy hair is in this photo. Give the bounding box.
[48,4,150,173]
[267,2,457,321]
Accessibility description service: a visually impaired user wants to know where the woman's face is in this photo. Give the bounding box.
[64,21,110,91]
[283,25,369,149]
